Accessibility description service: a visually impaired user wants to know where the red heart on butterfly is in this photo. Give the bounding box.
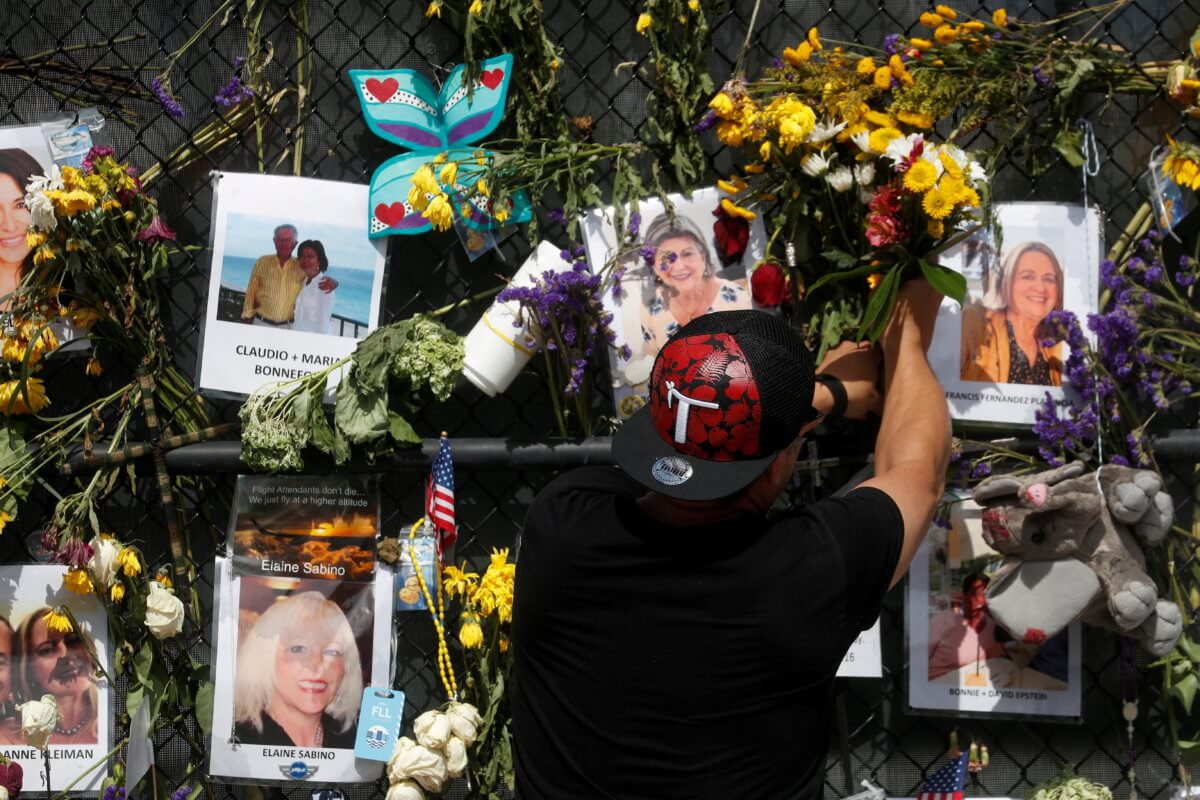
[375,202,407,227]
[480,69,504,90]
[365,77,398,103]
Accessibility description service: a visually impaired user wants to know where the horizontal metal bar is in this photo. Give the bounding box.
[57,429,1200,476]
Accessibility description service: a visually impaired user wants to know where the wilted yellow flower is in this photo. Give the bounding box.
[807,27,822,51]
[897,110,933,129]
[783,42,813,66]
[550,57,561,70]
[720,198,756,220]
[873,66,893,90]
[110,583,125,603]
[439,162,458,186]
[65,240,81,253]
[64,568,93,595]
[117,547,142,577]
[709,92,735,118]
[459,615,484,649]
[476,179,489,196]
[902,160,939,193]
[868,126,903,153]
[856,57,877,75]
[70,303,103,329]
[636,12,652,34]
[33,246,56,265]
[717,176,748,194]
[101,199,121,213]
[468,0,482,14]
[934,5,957,20]
[425,0,442,17]
[24,230,46,249]
[864,110,895,128]
[424,193,453,231]
[45,609,72,633]
[412,163,438,195]
[992,8,1007,27]
[85,357,103,376]
[0,377,49,415]
[934,24,958,44]
[960,20,985,32]
[743,162,765,174]
[60,166,83,189]
[499,635,510,653]
[443,564,479,600]
[687,0,699,9]
[919,11,944,27]
[1164,137,1200,191]
[909,38,933,50]
[493,202,511,223]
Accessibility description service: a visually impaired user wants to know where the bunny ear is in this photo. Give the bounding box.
[972,475,1022,502]
[366,153,435,238]
[441,54,514,148]
[351,68,446,151]
[1039,461,1087,486]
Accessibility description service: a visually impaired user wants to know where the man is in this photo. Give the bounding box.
[241,224,336,326]
[511,279,949,799]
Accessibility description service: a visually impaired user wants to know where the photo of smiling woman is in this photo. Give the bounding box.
[233,589,364,749]
[637,213,749,357]
[960,241,1065,386]
[0,149,44,305]
[17,607,100,745]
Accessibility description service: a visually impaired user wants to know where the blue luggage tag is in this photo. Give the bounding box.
[396,527,438,611]
[354,686,406,761]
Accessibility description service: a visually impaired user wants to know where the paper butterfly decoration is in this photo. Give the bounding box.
[351,53,532,237]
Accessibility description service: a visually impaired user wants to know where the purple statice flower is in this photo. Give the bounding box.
[136,216,177,244]
[1032,393,1086,467]
[1126,431,1152,467]
[1087,307,1139,382]
[546,207,567,225]
[169,787,192,800]
[150,78,185,119]
[1032,67,1051,88]
[611,265,626,300]
[883,33,902,55]
[769,57,784,69]
[969,461,992,479]
[639,244,655,266]
[1100,259,1122,291]
[627,211,641,240]
[992,31,1002,40]
[102,787,128,800]
[1142,260,1163,284]
[215,63,254,108]
[81,145,115,174]
[1176,270,1197,287]
[54,536,93,569]
[693,109,717,132]
[1109,454,1130,466]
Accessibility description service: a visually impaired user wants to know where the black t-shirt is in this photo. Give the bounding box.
[511,466,903,800]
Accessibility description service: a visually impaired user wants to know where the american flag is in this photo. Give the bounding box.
[427,436,457,550]
[918,753,968,800]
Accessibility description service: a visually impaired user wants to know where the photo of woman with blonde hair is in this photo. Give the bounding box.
[0,615,19,744]
[960,241,1065,386]
[16,607,100,745]
[233,591,363,749]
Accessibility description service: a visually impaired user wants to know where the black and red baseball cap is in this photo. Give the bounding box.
[612,310,819,501]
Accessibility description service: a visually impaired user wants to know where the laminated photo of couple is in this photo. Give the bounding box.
[0,565,110,792]
[198,172,387,398]
[208,476,393,784]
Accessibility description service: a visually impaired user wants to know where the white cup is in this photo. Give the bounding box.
[462,241,572,397]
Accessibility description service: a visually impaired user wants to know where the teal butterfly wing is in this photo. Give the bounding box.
[442,150,533,231]
[440,54,514,148]
[367,153,434,238]
[351,68,446,151]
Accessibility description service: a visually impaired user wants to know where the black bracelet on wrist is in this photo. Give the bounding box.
[814,373,848,421]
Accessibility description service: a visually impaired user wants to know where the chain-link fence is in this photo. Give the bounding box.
[2,0,1199,797]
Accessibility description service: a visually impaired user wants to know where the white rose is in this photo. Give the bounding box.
[19,694,60,750]
[145,582,184,639]
[88,537,121,588]
[412,710,451,750]
[385,780,424,800]
[387,737,449,793]
[445,701,482,746]
[444,735,468,777]
[0,783,10,800]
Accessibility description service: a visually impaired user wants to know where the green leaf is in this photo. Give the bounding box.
[133,640,154,686]
[1172,672,1199,715]
[859,266,902,342]
[334,373,388,446]
[1180,634,1200,665]
[388,412,421,445]
[195,680,214,735]
[1052,127,1085,168]
[821,249,861,269]
[919,260,967,304]
[808,263,879,294]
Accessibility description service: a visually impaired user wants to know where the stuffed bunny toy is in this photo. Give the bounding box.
[970,461,1182,656]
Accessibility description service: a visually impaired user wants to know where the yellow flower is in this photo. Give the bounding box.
[493,202,511,223]
[873,66,893,90]
[709,92,735,118]
[937,150,964,179]
[468,0,482,14]
[783,42,813,66]
[960,20,985,32]
[412,163,438,195]
[33,246,56,265]
[636,12,652,34]
[0,511,10,534]
[0,377,49,415]
[65,240,81,253]
[64,568,93,595]
[716,121,745,146]
[432,152,447,165]
[864,110,894,128]
[443,564,479,600]
[868,126,903,153]
[902,160,939,192]
[718,176,748,194]
[25,230,46,248]
[743,162,765,174]
[100,199,121,212]
[439,162,458,186]
[110,583,125,603]
[909,38,933,50]
[60,166,83,189]
[807,27,822,52]
[425,1,442,17]
[85,357,103,376]
[424,193,453,231]
[934,24,958,44]
[922,182,957,219]
[720,198,756,220]
[919,12,944,27]
[476,179,489,196]
[688,0,699,9]
[550,57,561,70]
[856,57,877,75]
[935,5,957,20]
[992,8,1007,27]
[70,303,103,329]
[928,218,945,238]
[117,547,142,577]
[45,609,72,633]
[933,58,945,68]
[475,150,487,166]
[897,110,933,129]
[1166,147,1200,191]
[459,615,484,649]
[406,184,427,212]
[499,635,510,653]
[156,571,173,588]
[48,189,97,217]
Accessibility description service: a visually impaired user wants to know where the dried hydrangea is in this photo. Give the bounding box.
[393,317,464,401]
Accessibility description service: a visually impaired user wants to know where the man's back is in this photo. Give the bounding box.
[512,466,902,800]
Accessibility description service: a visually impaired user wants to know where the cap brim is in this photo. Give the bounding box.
[611,403,780,502]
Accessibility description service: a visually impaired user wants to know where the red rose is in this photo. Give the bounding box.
[751,261,788,308]
[712,207,749,266]
[0,757,23,798]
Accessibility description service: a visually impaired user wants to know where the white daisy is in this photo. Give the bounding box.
[826,166,854,192]
[809,119,848,144]
[853,162,875,186]
[850,130,872,153]
[801,151,832,177]
[24,192,56,231]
